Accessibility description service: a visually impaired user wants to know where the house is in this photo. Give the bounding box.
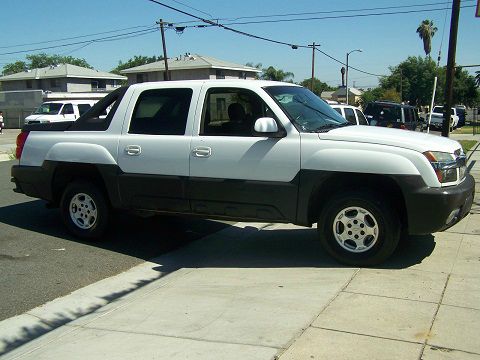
[120,54,261,84]
[0,64,126,92]
[331,87,363,105]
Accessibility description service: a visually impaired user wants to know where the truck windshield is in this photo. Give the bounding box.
[34,103,63,115]
[264,86,348,132]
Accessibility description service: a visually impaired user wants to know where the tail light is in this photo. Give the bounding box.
[16,131,30,159]
[400,124,406,130]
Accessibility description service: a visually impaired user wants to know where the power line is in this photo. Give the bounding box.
[0,24,156,49]
[185,4,476,27]
[314,48,385,77]
[0,28,158,56]
[167,0,213,18]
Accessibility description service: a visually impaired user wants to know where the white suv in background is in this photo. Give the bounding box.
[330,104,369,125]
[25,100,97,125]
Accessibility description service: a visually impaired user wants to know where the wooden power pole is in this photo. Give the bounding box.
[157,19,170,81]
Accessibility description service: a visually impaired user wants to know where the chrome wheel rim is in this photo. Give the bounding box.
[69,193,97,230]
[332,206,379,253]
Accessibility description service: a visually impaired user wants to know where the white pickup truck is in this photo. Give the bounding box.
[11,80,474,266]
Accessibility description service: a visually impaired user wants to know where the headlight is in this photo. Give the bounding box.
[423,151,460,183]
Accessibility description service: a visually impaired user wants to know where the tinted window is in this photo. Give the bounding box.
[201,88,276,137]
[364,103,401,123]
[332,108,342,115]
[78,104,92,116]
[129,88,192,135]
[344,108,356,124]
[69,86,128,131]
[404,108,413,123]
[355,109,368,125]
[62,104,74,115]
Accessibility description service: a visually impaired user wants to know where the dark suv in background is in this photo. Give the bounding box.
[364,101,423,131]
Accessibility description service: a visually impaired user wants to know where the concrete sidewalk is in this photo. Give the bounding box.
[1,138,480,359]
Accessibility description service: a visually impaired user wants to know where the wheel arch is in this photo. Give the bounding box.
[304,172,408,230]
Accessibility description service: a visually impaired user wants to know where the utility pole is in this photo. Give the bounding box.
[399,68,403,102]
[310,42,316,91]
[442,0,461,137]
[157,19,170,81]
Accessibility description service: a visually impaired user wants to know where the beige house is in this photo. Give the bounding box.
[331,87,363,105]
[0,64,126,92]
[121,54,261,84]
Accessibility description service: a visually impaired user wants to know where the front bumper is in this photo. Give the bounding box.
[403,174,475,234]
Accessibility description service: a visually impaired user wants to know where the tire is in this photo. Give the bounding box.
[60,181,109,240]
[317,191,400,266]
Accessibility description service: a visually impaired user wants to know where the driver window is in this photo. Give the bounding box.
[201,88,277,137]
[62,104,74,115]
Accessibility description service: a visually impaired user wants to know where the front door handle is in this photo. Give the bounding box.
[192,146,212,158]
[125,145,141,156]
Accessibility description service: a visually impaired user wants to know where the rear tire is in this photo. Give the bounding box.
[317,191,400,266]
[60,181,109,240]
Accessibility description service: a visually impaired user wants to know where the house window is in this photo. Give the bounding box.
[50,79,59,88]
[239,72,247,79]
[216,70,225,79]
[91,81,99,90]
[26,80,33,89]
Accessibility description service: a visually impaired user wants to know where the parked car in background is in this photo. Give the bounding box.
[330,104,369,125]
[25,100,97,124]
[455,106,466,127]
[429,106,459,129]
[364,101,423,131]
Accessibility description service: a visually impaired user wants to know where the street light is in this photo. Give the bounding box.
[346,49,362,105]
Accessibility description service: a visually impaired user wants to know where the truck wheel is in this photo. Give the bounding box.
[60,181,109,240]
[317,191,400,266]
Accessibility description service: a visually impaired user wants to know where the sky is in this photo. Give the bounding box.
[0,0,479,89]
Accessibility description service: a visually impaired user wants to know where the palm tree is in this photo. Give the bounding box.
[416,20,438,57]
[260,66,294,82]
[476,71,480,87]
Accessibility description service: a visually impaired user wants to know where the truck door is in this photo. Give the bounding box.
[117,85,199,212]
[61,103,76,121]
[189,86,300,222]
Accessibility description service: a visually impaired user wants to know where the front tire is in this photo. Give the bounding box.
[317,191,400,266]
[60,181,109,240]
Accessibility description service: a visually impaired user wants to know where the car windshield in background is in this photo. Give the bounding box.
[34,103,63,115]
[264,85,348,132]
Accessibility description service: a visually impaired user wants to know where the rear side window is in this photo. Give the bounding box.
[78,104,92,116]
[355,109,368,125]
[404,108,413,123]
[365,103,401,122]
[344,108,357,124]
[332,108,342,115]
[129,88,193,135]
[69,86,128,131]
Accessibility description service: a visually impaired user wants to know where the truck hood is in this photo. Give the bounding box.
[318,125,461,153]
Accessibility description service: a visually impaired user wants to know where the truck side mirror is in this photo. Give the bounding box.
[253,117,286,138]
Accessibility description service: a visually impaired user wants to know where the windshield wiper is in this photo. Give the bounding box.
[311,122,352,133]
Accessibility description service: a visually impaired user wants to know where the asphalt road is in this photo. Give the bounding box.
[0,160,231,321]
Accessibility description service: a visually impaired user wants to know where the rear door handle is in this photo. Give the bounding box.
[125,145,141,156]
[192,146,212,158]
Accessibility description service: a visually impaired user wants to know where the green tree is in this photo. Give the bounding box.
[2,60,28,76]
[358,87,384,108]
[27,53,92,69]
[300,77,335,96]
[111,55,163,75]
[380,56,437,105]
[436,67,478,107]
[381,88,402,103]
[260,66,294,82]
[2,53,92,75]
[416,20,438,57]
